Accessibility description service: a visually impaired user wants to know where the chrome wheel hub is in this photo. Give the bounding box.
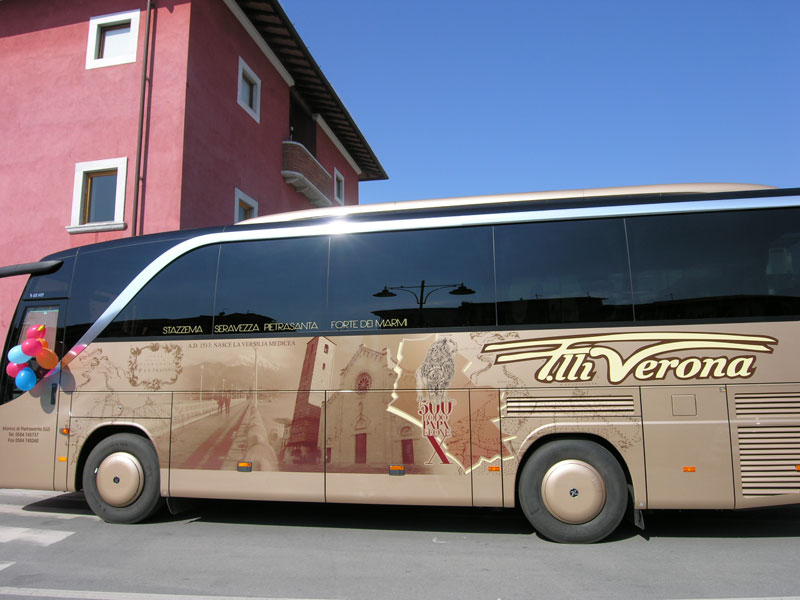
[95,452,145,508]
[541,459,606,524]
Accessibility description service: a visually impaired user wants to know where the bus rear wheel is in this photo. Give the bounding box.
[518,439,627,543]
[82,433,164,523]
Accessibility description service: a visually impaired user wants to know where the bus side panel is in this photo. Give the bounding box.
[54,387,71,491]
[641,385,734,509]
[66,420,171,496]
[324,390,472,506]
[499,387,646,510]
[64,391,172,493]
[0,371,61,490]
[728,383,800,509]
[169,390,325,502]
[470,388,504,507]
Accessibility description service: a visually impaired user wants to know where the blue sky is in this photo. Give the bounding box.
[280,1,799,204]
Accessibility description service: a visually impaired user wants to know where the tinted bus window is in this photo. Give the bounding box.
[100,245,219,338]
[22,255,75,301]
[1,305,61,405]
[65,240,177,348]
[628,208,800,320]
[495,219,633,326]
[214,237,328,335]
[329,227,495,330]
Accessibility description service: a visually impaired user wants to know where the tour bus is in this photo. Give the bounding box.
[2,182,800,543]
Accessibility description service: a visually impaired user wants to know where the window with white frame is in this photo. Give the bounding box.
[234,188,258,223]
[333,169,345,205]
[237,57,261,123]
[86,10,140,69]
[68,158,128,233]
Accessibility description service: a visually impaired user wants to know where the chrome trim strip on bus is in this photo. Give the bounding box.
[240,182,777,225]
[67,193,800,360]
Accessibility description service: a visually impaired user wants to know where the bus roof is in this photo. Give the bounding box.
[239,183,775,226]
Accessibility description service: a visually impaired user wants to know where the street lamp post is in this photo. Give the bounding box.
[373,280,475,326]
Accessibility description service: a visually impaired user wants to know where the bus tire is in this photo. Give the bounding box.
[82,433,164,524]
[518,439,627,543]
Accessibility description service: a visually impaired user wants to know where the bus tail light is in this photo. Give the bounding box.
[683,466,696,473]
[237,462,252,472]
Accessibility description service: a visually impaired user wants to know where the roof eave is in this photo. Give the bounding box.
[234,0,388,181]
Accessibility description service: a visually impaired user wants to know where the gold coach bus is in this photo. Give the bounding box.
[2,183,800,543]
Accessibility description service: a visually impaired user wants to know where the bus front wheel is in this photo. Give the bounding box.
[518,439,627,543]
[82,433,164,523]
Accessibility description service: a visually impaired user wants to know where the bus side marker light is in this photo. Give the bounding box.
[488,466,501,472]
[795,465,800,471]
[60,428,70,435]
[683,466,696,473]
[388,465,405,476]
[237,462,252,472]
[57,457,67,463]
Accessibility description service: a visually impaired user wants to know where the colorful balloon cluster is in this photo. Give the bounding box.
[5,325,59,392]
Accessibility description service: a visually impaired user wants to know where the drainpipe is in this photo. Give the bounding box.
[132,0,154,236]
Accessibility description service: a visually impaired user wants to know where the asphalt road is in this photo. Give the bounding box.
[0,488,798,600]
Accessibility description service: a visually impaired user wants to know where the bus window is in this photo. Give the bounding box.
[99,245,219,338]
[2,305,60,405]
[22,255,74,301]
[17,307,59,350]
[328,227,495,330]
[214,237,328,335]
[65,240,177,347]
[495,219,633,326]
[628,208,800,321]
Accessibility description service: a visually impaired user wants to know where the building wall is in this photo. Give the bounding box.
[0,0,373,345]
[315,122,360,206]
[180,0,299,228]
[1,0,138,258]
[135,1,193,236]
[0,0,188,341]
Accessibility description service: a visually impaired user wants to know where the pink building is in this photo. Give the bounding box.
[0,0,387,343]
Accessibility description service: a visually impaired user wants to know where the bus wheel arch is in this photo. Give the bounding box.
[79,428,164,523]
[516,434,631,543]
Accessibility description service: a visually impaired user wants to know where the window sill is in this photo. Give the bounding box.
[237,99,260,123]
[66,222,127,234]
[86,55,137,70]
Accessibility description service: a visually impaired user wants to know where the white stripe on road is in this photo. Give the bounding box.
[0,588,339,600]
[0,526,74,546]
[0,504,97,521]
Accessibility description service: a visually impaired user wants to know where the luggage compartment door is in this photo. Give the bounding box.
[642,385,734,509]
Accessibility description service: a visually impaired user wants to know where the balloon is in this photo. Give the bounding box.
[38,338,49,350]
[5,362,25,378]
[36,348,58,370]
[26,325,46,339]
[8,345,28,364]
[21,338,42,357]
[15,368,37,391]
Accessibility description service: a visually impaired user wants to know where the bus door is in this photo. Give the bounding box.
[0,302,69,491]
[641,385,734,508]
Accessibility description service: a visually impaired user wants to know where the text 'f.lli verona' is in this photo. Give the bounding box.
[481,332,778,385]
